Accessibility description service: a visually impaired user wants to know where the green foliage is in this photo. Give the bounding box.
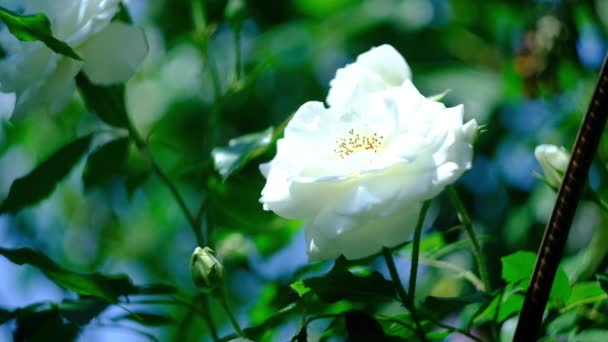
[1,0,608,340]
[0,247,136,302]
[82,137,131,190]
[75,73,129,128]
[0,135,92,213]
[293,258,396,303]
[0,7,81,59]
[212,126,274,180]
[501,251,570,303]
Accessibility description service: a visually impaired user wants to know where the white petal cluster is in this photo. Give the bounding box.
[0,0,148,117]
[260,45,477,261]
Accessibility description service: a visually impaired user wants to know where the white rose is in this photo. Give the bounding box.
[260,45,477,261]
[0,0,148,117]
[534,144,569,188]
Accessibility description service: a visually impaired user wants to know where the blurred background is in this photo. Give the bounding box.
[1,0,608,340]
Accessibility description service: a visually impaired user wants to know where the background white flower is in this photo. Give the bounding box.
[0,0,148,117]
[535,144,570,188]
[260,46,477,261]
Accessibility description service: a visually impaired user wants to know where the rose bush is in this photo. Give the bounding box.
[0,0,148,117]
[260,44,477,261]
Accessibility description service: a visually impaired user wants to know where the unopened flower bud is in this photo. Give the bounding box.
[191,247,224,292]
[534,144,569,189]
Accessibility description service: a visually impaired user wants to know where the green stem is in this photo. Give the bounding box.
[125,116,204,247]
[191,0,206,36]
[201,295,220,341]
[218,290,244,337]
[233,26,242,82]
[382,248,427,342]
[446,186,490,293]
[408,201,431,303]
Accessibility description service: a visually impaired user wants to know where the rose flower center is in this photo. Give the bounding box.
[334,128,384,159]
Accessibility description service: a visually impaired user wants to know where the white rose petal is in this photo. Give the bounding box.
[80,22,148,85]
[260,45,477,261]
[0,0,147,117]
[535,144,570,188]
[327,44,412,108]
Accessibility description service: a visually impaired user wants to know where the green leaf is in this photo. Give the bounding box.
[212,127,274,180]
[0,135,92,214]
[56,298,109,326]
[76,72,129,128]
[501,251,537,284]
[344,310,401,342]
[475,289,525,324]
[290,280,311,297]
[113,312,177,326]
[0,247,136,302]
[301,258,395,303]
[83,137,131,190]
[0,7,81,60]
[598,273,608,294]
[546,311,578,336]
[565,281,607,308]
[14,307,80,341]
[244,303,297,340]
[572,330,608,342]
[501,251,570,304]
[422,292,488,318]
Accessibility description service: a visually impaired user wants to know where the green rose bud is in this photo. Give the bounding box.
[191,247,224,292]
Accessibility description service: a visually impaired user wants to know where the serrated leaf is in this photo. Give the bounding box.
[0,7,81,60]
[0,135,92,214]
[290,280,311,297]
[501,251,570,304]
[76,72,129,128]
[212,127,273,180]
[0,247,136,302]
[302,258,395,303]
[83,137,130,190]
[114,312,177,326]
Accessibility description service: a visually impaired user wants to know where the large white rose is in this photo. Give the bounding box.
[0,0,148,117]
[260,45,477,261]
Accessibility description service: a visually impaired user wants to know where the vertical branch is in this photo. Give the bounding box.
[514,54,608,340]
[446,186,491,292]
